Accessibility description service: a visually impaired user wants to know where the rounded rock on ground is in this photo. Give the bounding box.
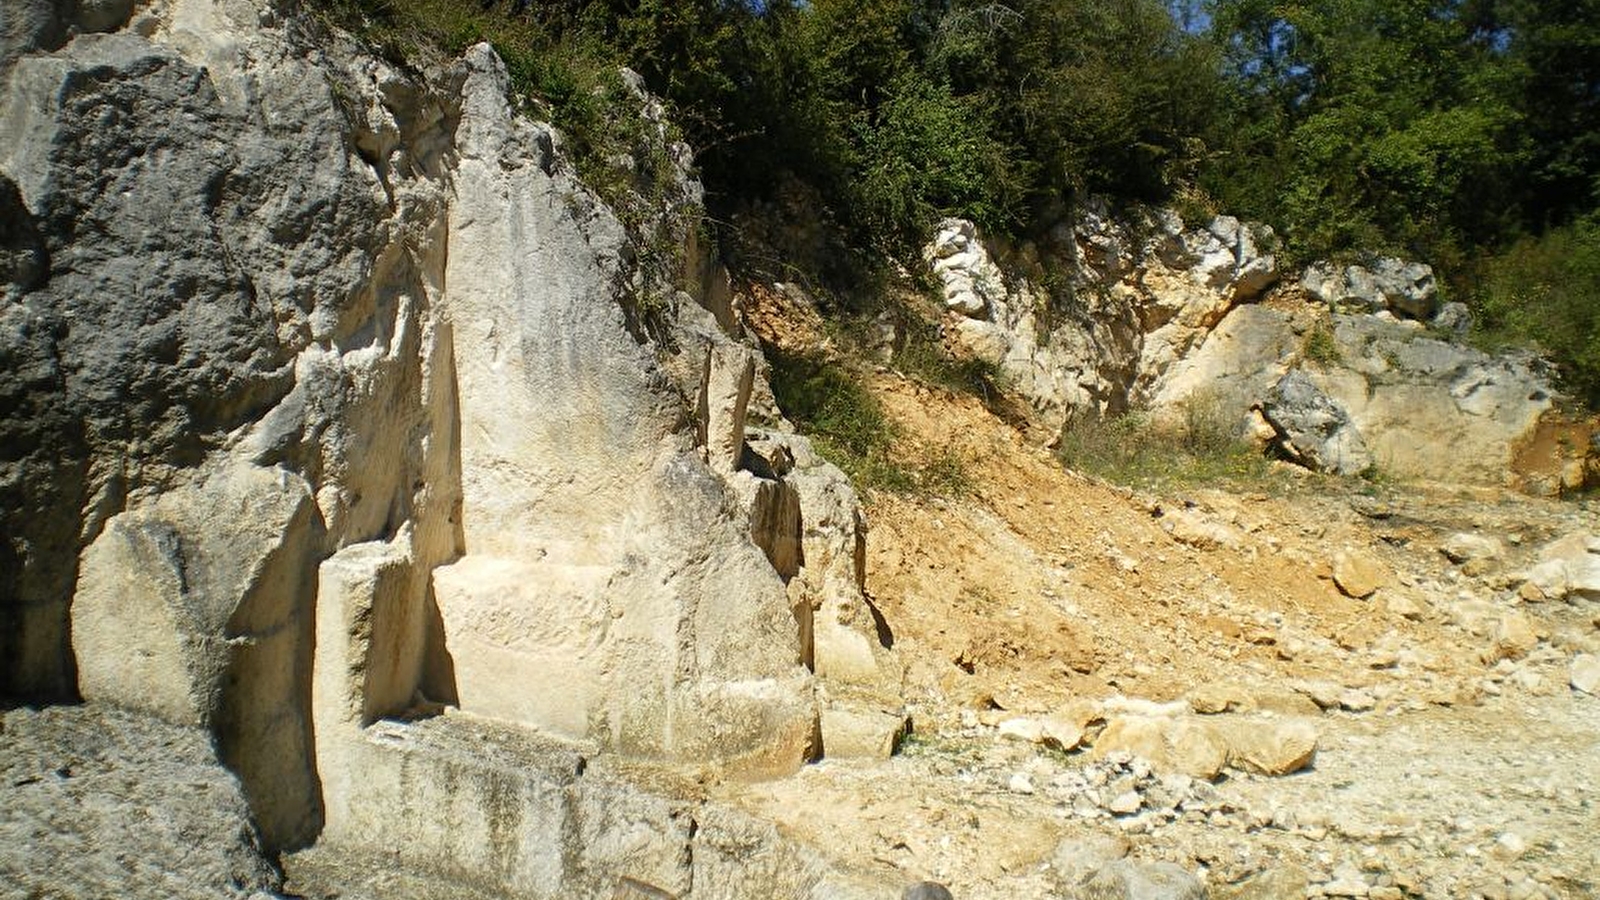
[1571,653,1600,695]
[1482,611,1543,664]
[1068,859,1207,900]
[902,880,955,900]
[1052,834,1134,887]
[1332,548,1391,599]
[1210,865,1309,900]
[1093,715,1229,781]
[1213,717,1319,776]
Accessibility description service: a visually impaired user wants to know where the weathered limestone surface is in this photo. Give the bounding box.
[0,0,861,890]
[436,47,815,769]
[72,458,326,848]
[0,703,282,899]
[932,204,1280,436]
[292,713,887,900]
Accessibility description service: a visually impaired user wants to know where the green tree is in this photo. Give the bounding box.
[1204,0,1527,261]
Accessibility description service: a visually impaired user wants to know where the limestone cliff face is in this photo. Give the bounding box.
[928,210,1593,491]
[0,0,853,871]
[928,205,1280,435]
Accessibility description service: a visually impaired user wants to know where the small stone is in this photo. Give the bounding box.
[1322,863,1371,897]
[1108,790,1142,815]
[1506,878,1541,900]
[1052,833,1132,886]
[1572,654,1600,695]
[1187,682,1253,715]
[1078,860,1206,900]
[1520,560,1568,603]
[1338,688,1377,712]
[1483,612,1542,664]
[1442,533,1504,566]
[1333,549,1390,599]
[1383,592,1429,621]
[1219,865,1311,900]
[1293,680,1344,710]
[1041,715,1087,750]
[821,708,909,759]
[997,717,1045,744]
[1493,832,1528,860]
[1160,508,1243,550]
[1213,717,1319,775]
[902,881,955,900]
[1008,772,1035,794]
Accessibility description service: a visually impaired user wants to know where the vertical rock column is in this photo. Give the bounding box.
[433,45,815,772]
[71,461,325,850]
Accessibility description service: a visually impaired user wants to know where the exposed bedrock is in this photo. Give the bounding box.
[0,0,879,882]
[927,210,1594,491]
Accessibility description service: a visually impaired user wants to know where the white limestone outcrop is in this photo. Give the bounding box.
[0,1,896,892]
[923,211,1591,490]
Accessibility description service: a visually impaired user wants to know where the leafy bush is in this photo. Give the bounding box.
[767,350,913,493]
[1475,217,1600,406]
[767,349,971,497]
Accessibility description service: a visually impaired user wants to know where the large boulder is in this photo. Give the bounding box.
[1260,370,1373,475]
[1315,315,1562,485]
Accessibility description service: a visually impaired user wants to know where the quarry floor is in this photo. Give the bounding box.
[722,369,1600,900]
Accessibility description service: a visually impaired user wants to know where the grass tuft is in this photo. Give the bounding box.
[1056,392,1282,490]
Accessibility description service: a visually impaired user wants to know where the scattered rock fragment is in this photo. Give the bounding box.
[1213,865,1310,900]
[1069,859,1207,900]
[1442,533,1504,575]
[996,717,1045,744]
[1338,688,1378,712]
[1520,532,1600,602]
[1332,548,1390,599]
[1092,716,1228,780]
[1042,715,1088,751]
[1482,612,1544,664]
[1158,507,1243,551]
[1382,591,1429,621]
[1052,834,1133,887]
[1292,680,1345,711]
[1107,791,1143,815]
[1493,831,1529,861]
[1211,717,1319,776]
[1319,862,1371,897]
[1186,682,1254,715]
[821,708,909,759]
[1571,654,1600,695]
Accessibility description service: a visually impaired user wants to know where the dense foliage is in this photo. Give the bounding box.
[314,0,1600,401]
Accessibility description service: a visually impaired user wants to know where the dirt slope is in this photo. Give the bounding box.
[727,295,1600,899]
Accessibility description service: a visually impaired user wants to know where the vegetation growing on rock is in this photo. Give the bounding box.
[313,0,1600,400]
